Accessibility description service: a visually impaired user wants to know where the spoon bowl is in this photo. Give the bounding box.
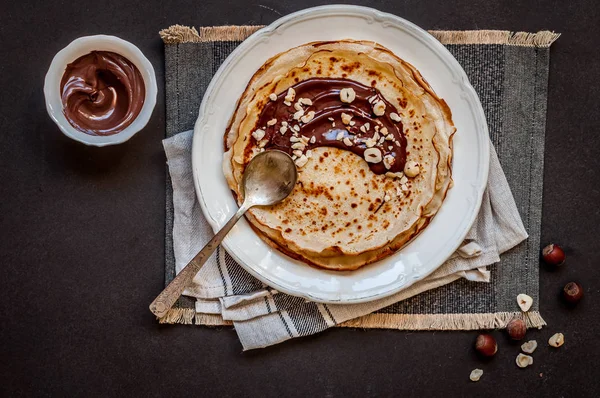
[241,150,298,208]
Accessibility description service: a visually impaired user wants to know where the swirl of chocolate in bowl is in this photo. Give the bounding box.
[251,78,407,174]
[60,51,145,136]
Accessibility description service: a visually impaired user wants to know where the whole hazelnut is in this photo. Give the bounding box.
[475,334,497,357]
[563,282,583,304]
[506,318,527,340]
[541,243,565,266]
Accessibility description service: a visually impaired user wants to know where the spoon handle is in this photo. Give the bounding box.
[149,205,248,318]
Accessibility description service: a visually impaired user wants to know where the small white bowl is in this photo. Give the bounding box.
[44,35,157,146]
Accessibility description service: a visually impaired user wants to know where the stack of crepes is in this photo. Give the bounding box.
[223,40,456,270]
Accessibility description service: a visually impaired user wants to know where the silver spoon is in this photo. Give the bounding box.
[149,150,298,318]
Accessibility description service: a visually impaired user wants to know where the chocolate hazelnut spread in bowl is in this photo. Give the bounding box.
[44,35,157,146]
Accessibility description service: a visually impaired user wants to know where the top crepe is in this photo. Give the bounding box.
[223,40,455,270]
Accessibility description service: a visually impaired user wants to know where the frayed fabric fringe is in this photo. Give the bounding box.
[429,30,560,47]
[160,25,559,48]
[160,25,262,44]
[158,309,546,330]
[157,307,232,326]
[340,311,547,330]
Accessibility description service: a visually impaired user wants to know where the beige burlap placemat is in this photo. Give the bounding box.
[158,25,558,346]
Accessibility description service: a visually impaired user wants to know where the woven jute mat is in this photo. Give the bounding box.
[159,25,559,330]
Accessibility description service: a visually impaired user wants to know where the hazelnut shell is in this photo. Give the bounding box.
[506,318,527,340]
[475,334,497,357]
[541,243,565,266]
[563,282,583,304]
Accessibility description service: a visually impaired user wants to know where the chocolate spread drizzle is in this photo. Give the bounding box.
[254,78,406,174]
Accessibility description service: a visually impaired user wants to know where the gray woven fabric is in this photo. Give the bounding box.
[163,32,552,329]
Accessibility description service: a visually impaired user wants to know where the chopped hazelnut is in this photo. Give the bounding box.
[517,294,533,312]
[364,137,377,148]
[300,111,315,124]
[364,148,382,163]
[390,112,401,122]
[521,340,538,354]
[291,142,306,151]
[252,129,266,141]
[340,87,356,103]
[341,112,353,125]
[373,100,386,116]
[385,171,404,179]
[469,369,483,382]
[383,154,395,170]
[269,93,277,101]
[516,353,533,368]
[294,154,308,168]
[404,161,420,177]
[285,87,296,103]
[548,333,564,348]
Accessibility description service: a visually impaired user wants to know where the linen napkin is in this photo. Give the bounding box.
[164,130,527,350]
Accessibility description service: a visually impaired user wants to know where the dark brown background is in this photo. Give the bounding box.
[1,0,599,396]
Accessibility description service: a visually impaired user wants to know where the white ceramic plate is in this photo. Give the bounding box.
[192,5,489,304]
